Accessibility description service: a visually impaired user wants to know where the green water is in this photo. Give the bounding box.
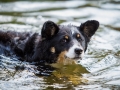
[0,0,120,90]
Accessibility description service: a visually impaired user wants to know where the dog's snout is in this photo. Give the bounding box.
[75,48,83,55]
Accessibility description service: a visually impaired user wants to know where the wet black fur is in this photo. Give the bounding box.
[0,20,99,63]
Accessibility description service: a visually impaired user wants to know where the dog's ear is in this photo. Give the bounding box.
[80,20,99,39]
[41,21,59,39]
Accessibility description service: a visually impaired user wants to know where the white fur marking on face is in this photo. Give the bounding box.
[65,40,84,60]
[71,27,79,35]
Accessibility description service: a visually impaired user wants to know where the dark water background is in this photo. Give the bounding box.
[0,0,120,90]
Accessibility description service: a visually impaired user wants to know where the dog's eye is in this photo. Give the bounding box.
[61,35,69,43]
[62,38,67,43]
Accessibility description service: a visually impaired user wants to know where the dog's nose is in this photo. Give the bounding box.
[75,48,83,55]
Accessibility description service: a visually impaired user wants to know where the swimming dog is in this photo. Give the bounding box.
[0,20,99,63]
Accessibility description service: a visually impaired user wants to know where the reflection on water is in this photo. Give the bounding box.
[0,0,120,90]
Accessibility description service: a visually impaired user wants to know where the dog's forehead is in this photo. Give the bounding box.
[70,26,80,34]
[59,25,80,35]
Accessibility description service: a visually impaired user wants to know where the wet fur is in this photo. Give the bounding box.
[0,20,99,63]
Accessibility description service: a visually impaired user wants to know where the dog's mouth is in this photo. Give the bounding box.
[56,51,83,64]
[73,56,82,60]
[64,55,82,60]
[57,51,82,60]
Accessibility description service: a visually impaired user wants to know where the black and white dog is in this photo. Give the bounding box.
[0,20,99,63]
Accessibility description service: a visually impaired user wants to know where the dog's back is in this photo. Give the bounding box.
[0,30,39,59]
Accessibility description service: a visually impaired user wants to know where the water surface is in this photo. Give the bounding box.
[0,0,120,90]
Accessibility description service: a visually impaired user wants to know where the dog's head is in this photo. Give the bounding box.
[41,20,99,61]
